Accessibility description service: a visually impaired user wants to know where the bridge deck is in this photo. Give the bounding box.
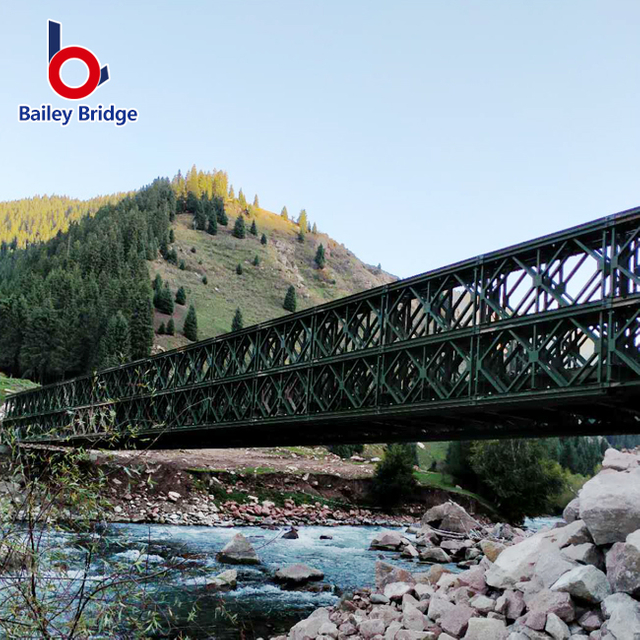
[3,207,640,448]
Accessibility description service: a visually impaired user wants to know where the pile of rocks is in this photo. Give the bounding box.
[270,448,640,640]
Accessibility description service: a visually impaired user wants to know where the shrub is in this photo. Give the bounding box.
[370,444,417,508]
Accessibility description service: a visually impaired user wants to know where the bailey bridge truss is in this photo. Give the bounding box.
[3,209,640,448]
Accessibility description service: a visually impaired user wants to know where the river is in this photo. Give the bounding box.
[6,518,560,639]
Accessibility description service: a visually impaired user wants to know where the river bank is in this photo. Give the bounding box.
[0,444,493,529]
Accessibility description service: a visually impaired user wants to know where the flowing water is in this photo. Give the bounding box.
[6,518,559,639]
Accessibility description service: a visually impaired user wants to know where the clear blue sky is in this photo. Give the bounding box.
[2,1,640,278]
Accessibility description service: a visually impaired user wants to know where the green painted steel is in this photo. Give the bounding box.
[3,207,640,448]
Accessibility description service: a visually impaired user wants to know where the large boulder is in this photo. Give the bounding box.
[289,607,331,640]
[274,563,324,585]
[421,501,479,534]
[216,533,260,565]
[370,530,406,550]
[562,498,580,524]
[550,565,611,604]
[579,468,640,545]
[606,529,640,597]
[601,448,640,471]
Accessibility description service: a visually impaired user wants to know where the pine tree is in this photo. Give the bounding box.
[179,260,186,270]
[158,322,166,335]
[253,194,260,208]
[233,217,246,239]
[183,304,198,341]
[281,206,288,220]
[99,311,131,369]
[166,318,175,336]
[207,214,218,235]
[228,185,235,199]
[236,263,243,275]
[238,189,247,207]
[232,307,244,332]
[297,230,305,243]
[297,209,308,230]
[175,286,186,305]
[153,274,162,291]
[315,244,326,269]
[261,234,267,245]
[312,223,318,234]
[169,229,175,243]
[283,285,297,312]
[202,275,208,285]
[250,220,258,236]
[156,283,174,315]
[252,255,260,266]
[217,207,228,226]
[129,282,154,360]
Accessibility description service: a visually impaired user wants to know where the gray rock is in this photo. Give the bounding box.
[289,607,331,640]
[551,566,611,604]
[563,498,581,524]
[358,619,386,639]
[600,592,640,640]
[420,547,452,563]
[579,469,640,545]
[534,549,579,588]
[606,530,640,597]
[427,596,455,622]
[562,543,604,570]
[463,617,509,640]
[274,563,324,584]
[421,501,480,534]
[370,530,406,551]
[402,604,427,631]
[601,448,640,472]
[525,588,575,623]
[546,612,570,640]
[370,593,390,605]
[578,611,602,632]
[216,533,260,565]
[495,589,525,620]
[375,561,416,589]
[470,595,495,614]
[440,603,475,637]
[384,581,414,600]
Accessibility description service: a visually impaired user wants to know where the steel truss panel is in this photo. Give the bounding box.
[3,208,640,448]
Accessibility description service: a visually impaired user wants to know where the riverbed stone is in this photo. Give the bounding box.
[463,617,509,640]
[427,596,455,622]
[545,612,570,640]
[579,469,640,545]
[275,563,324,585]
[439,603,474,637]
[216,533,260,564]
[562,543,603,569]
[495,589,525,620]
[384,581,414,600]
[358,619,386,639]
[551,565,611,604]
[420,547,452,563]
[480,539,506,562]
[370,530,406,551]
[370,594,390,605]
[421,501,479,534]
[533,549,578,588]
[403,604,427,631]
[289,607,331,640]
[605,529,640,597]
[525,589,575,623]
[375,561,416,589]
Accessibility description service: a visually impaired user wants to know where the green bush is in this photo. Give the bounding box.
[370,444,417,508]
[327,444,364,459]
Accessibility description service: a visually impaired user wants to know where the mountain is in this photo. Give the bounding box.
[0,167,395,383]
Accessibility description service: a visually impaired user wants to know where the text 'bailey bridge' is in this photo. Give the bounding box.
[3,209,640,449]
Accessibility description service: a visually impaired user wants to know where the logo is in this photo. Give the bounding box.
[47,20,109,100]
[18,20,139,127]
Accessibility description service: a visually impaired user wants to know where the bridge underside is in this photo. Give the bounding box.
[24,386,640,450]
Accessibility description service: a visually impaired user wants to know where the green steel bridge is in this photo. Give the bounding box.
[3,208,640,448]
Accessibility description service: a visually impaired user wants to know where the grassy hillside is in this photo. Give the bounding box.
[0,374,38,405]
[152,202,395,348]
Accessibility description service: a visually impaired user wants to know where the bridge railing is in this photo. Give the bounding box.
[3,207,640,441]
